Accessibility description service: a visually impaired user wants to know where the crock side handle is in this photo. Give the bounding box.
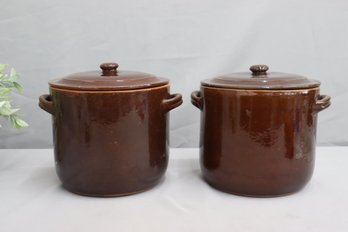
[162,93,183,112]
[39,94,55,115]
[314,94,331,113]
[191,91,203,110]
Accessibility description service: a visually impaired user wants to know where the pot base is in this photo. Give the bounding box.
[204,178,306,198]
[62,179,163,198]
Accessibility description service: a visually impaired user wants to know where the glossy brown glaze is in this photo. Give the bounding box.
[39,63,183,196]
[192,87,330,196]
[202,64,321,90]
[49,62,169,91]
[39,85,182,196]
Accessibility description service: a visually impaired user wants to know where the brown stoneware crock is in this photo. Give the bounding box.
[39,62,182,197]
[191,64,330,197]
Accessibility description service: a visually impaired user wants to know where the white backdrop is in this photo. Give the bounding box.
[0,0,346,148]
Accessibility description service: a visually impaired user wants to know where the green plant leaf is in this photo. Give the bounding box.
[9,68,20,82]
[10,67,17,76]
[13,82,23,92]
[0,64,8,71]
[0,100,10,109]
[11,116,28,128]
[0,100,6,108]
[0,64,27,129]
[0,103,19,116]
[0,88,12,95]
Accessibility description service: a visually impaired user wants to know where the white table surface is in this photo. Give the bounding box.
[0,147,347,232]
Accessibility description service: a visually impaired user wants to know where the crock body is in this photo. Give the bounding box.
[196,87,324,196]
[45,85,178,196]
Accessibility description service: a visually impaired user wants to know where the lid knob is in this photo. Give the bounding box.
[100,62,119,76]
[250,64,269,77]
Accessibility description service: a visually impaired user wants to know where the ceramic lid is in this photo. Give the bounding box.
[49,63,169,91]
[201,65,321,90]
